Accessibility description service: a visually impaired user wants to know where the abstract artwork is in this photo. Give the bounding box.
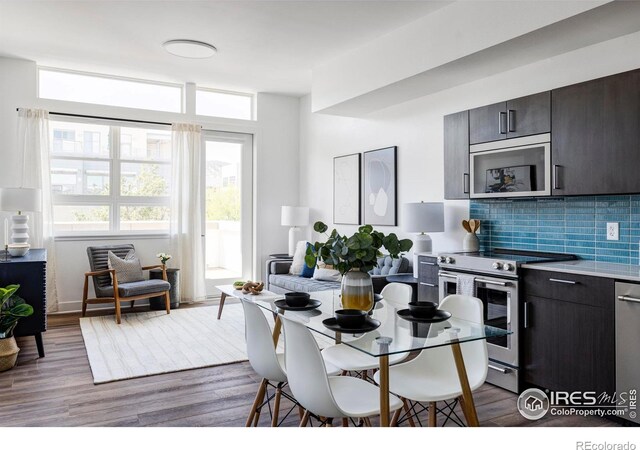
[333,153,361,224]
[363,146,397,226]
[485,165,535,193]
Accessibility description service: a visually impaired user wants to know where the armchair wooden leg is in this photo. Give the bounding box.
[82,277,89,317]
[164,290,171,315]
[115,300,122,324]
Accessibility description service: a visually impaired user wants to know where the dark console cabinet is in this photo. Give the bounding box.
[0,249,47,357]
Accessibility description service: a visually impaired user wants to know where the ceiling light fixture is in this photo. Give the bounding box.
[163,39,217,58]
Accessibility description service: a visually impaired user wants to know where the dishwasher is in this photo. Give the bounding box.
[615,282,640,424]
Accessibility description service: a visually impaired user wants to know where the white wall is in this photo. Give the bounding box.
[0,57,299,312]
[299,30,640,255]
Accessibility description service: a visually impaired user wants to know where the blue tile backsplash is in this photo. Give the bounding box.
[470,195,640,265]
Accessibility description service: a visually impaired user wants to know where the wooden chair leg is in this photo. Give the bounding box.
[115,300,122,324]
[298,406,305,421]
[82,277,89,317]
[164,290,171,315]
[271,386,282,427]
[390,408,402,426]
[342,418,349,427]
[428,402,437,427]
[246,379,267,427]
[363,417,372,427]
[217,292,227,320]
[299,410,310,427]
[403,399,416,427]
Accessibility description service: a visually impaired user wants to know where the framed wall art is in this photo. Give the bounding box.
[333,153,361,225]
[363,146,397,226]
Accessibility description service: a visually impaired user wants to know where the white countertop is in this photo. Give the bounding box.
[521,260,640,283]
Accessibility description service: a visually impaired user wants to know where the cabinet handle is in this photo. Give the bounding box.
[507,109,515,132]
[618,295,640,304]
[420,282,436,287]
[420,261,436,266]
[523,302,529,329]
[553,164,561,190]
[549,278,578,285]
[488,364,512,374]
[499,112,507,134]
[463,173,470,194]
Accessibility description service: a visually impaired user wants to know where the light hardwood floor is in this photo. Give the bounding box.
[0,309,620,427]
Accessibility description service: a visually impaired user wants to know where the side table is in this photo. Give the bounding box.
[149,268,180,310]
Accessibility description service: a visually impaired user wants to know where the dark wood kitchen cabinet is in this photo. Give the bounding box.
[552,69,640,196]
[443,111,469,200]
[417,255,439,303]
[469,92,550,145]
[522,269,615,395]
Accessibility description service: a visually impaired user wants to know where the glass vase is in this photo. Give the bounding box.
[340,269,374,313]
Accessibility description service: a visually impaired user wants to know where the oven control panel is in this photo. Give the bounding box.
[438,254,518,277]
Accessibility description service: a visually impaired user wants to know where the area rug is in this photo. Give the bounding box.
[80,304,279,384]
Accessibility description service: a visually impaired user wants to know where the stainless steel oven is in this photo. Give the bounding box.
[439,271,520,392]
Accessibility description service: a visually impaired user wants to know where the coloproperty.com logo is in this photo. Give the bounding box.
[517,388,637,420]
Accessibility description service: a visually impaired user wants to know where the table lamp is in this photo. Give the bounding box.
[0,187,42,246]
[281,206,309,256]
[402,202,445,277]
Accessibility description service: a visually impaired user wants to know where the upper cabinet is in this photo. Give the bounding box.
[443,111,470,200]
[469,92,551,145]
[552,69,640,196]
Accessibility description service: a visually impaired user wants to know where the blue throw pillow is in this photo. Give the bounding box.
[300,242,315,278]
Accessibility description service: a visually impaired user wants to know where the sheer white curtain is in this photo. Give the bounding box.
[170,123,206,302]
[17,108,58,312]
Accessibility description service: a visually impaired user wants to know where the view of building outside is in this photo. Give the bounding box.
[50,121,171,233]
[205,140,242,280]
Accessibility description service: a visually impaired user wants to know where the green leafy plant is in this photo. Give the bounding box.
[0,284,33,339]
[305,221,413,276]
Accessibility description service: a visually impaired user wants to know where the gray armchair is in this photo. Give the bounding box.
[82,244,171,324]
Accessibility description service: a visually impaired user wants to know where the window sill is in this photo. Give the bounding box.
[54,233,170,242]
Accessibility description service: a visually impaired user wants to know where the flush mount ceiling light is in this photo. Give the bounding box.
[163,39,217,58]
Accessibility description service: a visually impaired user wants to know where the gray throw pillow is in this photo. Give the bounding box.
[107,250,144,284]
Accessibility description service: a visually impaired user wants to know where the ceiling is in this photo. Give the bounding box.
[0,1,449,97]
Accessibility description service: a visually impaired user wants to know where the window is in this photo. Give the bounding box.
[196,88,253,120]
[39,68,183,113]
[50,118,171,235]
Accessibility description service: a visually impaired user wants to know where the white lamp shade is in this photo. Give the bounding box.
[402,202,444,233]
[281,206,309,227]
[0,188,42,213]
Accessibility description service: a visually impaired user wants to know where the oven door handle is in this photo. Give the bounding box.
[488,364,512,374]
[476,278,510,287]
[438,272,458,280]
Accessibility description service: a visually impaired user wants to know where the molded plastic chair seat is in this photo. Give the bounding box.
[276,351,341,377]
[329,376,402,417]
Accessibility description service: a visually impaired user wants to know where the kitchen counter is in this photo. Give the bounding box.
[522,259,640,283]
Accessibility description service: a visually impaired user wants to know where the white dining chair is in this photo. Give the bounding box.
[281,314,403,426]
[373,294,488,427]
[240,298,339,427]
[320,283,413,377]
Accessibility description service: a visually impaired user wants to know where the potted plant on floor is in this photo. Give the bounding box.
[305,222,412,312]
[0,284,33,372]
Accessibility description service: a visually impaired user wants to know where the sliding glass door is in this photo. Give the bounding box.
[203,131,253,295]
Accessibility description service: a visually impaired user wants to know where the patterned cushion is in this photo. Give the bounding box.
[369,256,410,276]
[268,274,339,293]
[107,250,144,284]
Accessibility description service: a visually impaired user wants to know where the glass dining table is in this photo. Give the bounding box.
[245,288,512,427]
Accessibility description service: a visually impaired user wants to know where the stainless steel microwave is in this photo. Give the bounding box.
[469,133,551,199]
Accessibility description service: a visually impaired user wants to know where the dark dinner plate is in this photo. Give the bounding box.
[322,317,381,333]
[397,309,452,323]
[274,299,322,311]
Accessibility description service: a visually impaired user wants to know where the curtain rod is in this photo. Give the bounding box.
[16,109,171,126]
